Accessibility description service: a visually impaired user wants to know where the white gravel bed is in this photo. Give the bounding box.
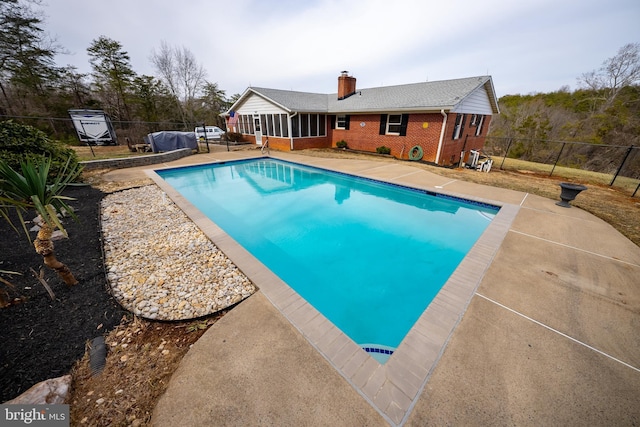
[101,185,256,320]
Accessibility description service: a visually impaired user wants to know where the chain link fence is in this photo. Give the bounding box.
[1,114,196,147]
[484,136,640,197]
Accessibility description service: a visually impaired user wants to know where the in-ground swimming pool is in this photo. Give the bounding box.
[157,158,498,362]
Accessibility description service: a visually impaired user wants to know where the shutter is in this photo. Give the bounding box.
[345,115,350,130]
[460,114,466,136]
[379,114,387,135]
[330,115,336,129]
[399,114,409,136]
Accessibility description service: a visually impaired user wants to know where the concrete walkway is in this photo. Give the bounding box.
[101,149,640,426]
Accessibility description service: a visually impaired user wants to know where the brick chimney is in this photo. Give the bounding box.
[338,71,356,100]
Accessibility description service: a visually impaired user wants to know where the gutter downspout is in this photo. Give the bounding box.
[289,111,297,151]
[435,109,447,165]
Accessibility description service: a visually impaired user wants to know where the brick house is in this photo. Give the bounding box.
[223,72,499,166]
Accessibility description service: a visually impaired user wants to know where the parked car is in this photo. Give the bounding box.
[195,126,225,141]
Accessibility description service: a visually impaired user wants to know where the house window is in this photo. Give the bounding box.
[336,115,347,129]
[386,114,402,134]
[244,113,324,138]
[281,114,289,138]
[259,115,266,134]
[379,114,409,136]
[290,113,326,137]
[239,115,252,134]
[471,114,478,126]
[266,114,275,136]
[475,115,484,136]
[452,114,465,140]
[274,114,281,136]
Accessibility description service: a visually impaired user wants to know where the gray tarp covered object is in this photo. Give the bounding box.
[146,131,197,153]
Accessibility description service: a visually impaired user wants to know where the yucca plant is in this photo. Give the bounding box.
[0,156,84,286]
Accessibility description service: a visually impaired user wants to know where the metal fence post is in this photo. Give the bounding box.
[499,138,514,170]
[550,142,566,177]
[610,144,634,186]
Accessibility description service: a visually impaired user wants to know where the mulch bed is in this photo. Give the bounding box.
[0,185,128,402]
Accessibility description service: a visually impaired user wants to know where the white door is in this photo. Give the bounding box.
[254,115,262,146]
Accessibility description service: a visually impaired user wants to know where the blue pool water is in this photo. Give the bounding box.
[157,158,498,360]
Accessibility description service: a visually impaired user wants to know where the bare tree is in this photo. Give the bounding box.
[578,42,640,111]
[150,41,206,127]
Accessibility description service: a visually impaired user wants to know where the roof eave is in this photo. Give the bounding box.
[223,88,294,115]
[485,78,500,114]
[328,106,454,114]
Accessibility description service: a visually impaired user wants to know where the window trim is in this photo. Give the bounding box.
[386,114,403,135]
[452,113,465,140]
[475,115,484,136]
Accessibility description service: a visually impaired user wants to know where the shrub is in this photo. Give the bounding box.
[0,120,80,180]
[223,132,244,142]
[376,146,391,155]
[336,140,348,149]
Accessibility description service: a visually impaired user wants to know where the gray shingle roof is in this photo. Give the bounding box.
[238,76,497,114]
[250,87,329,112]
[328,76,495,113]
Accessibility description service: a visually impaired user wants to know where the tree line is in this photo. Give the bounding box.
[0,0,238,144]
[486,43,640,175]
[1,0,638,158]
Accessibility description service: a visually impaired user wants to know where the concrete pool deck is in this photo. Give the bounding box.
[100,149,640,426]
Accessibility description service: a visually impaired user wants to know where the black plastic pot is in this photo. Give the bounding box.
[557,182,587,208]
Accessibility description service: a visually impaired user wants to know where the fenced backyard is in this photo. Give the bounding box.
[484,136,640,196]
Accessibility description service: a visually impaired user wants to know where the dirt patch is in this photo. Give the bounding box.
[68,313,225,426]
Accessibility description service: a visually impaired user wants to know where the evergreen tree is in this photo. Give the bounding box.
[87,36,136,122]
[0,0,61,115]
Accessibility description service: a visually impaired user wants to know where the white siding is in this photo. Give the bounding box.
[452,86,493,115]
[236,93,287,115]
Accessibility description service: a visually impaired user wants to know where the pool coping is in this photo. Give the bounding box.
[146,154,519,425]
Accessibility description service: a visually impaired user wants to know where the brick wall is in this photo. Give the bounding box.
[292,136,331,150]
[228,111,491,163]
[266,137,290,151]
[439,114,492,166]
[328,113,446,162]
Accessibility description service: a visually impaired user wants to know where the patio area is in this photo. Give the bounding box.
[100,149,640,426]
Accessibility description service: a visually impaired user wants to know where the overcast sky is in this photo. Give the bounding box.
[44,0,639,99]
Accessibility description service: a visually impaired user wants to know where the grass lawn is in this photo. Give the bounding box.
[71,145,149,161]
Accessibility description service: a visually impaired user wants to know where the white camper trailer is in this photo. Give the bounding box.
[68,109,118,145]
